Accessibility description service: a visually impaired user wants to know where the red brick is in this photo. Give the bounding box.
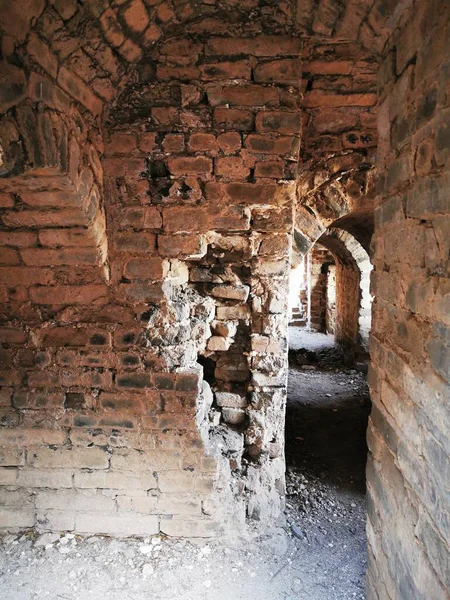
[245,134,299,156]
[29,285,109,305]
[152,107,179,127]
[158,234,205,258]
[188,133,217,152]
[306,60,354,75]
[20,248,101,267]
[342,131,376,148]
[142,23,162,46]
[215,157,250,179]
[207,85,278,107]
[255,160,284,178]
[303,91,378,107]
[117,39,143,63]
[200,61,251,80]
[112,232,156,253]
[159,39,203,61]
[138,132,157,152]
[163,134,185,153]
[252,205,293,231]
[19,190,83,208]
[121,207,162,230]
[0,248,20,265]
[0,267,54,286]
[214,108,254,131]
[123,0,149,33]
[255,111,302,134]
[123,257,165,280]
[217,132,241,154]
[312,109,359,134]
[57,67,103,115]
[167,156,212,176]
[163,207,209,233]
[0,231,37,247]
[52,0,78,20]
[208,206,251,231]
[157,65,200,81]
[206,36,302,57]
[0,328,27,345]
[206,182,294,206]
[117,283,164,305]
[99,9,125,48]
[254,59,302,86]
[103,158,145,177]
[105,133,137,155]
[0,194,14,207]
[38,224,104,248]
[35,327,92,348]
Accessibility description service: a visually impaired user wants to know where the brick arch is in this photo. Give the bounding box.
[294,150,375,257]
[318,227,372,359]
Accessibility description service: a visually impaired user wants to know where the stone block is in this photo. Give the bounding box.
[74,470,157,490]
[27,447,109,470]
[75,511,159,536]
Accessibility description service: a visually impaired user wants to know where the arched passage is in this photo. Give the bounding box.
[318,228,373,362]
[0,1,449,598]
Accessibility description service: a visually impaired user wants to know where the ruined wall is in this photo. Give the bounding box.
[0,0,302,536]
[367,1,450,597]
[306,246,334,332]
[326,265,336,334]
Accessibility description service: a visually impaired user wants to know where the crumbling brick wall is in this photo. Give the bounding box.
[0,4,448,597]
[0,0,302,535]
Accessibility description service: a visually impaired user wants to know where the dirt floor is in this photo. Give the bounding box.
[0,329,371,600]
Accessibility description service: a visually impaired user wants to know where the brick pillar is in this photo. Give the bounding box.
[104,33,303,524]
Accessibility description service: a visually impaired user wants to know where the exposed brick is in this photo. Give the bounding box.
[200,61,251,80]
[255,111,302,134]
[57,67,103,115]
[207,84,278,107]
[167,156,212,176]
[30,285,108,305]
[206,36,302,57]
[245,134,300,156]
[123,257,165,280]
[188,133,217,152]
[217,132,241,154]
[121,206,162,230]
[303,91,378,108]
[123,0,149,33]
[158,234,205,258]
[254,59,302,85]
[214,108,254,131]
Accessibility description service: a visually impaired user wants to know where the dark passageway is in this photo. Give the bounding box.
[285,327,371,599]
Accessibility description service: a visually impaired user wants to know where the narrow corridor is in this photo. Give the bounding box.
[284,327,371,598]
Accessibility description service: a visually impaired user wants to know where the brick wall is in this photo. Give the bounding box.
[305,246,335,332]
[367,1,450,597]
[0,0,302,535]
[0,5,449,591]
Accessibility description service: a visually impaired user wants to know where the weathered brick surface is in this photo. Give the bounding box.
[0,5,448,592]
[366,2,450,598]
[0,0,303,540]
